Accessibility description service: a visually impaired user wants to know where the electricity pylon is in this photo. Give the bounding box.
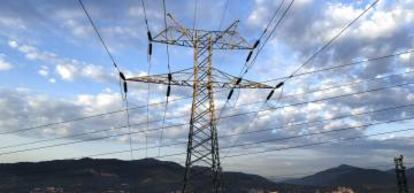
[127,14,273,193]
[394,155,409,193]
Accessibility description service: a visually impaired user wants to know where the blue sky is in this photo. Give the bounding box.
[1,0,414,178]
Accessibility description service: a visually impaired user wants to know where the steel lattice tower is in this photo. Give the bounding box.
[394,155,409,193]
[127,14,273,193]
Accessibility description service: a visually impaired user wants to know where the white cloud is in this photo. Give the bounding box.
[399,53,412,64]
[128,5,163,19]
[353,6,402,40]
[0,54,13,71]
[63,19,90,38]
[56,64,77,81]
[38,69,48,76]
[54,9,91,38]
[0,16,26,30]
[0,88,128,146]
[38,65,49,77]
[128,6,145,17]
[8,40,116,83]
[80,64,110,82]
[247,0,271,27]
[76,92,121,112]
[49,78,56,83]
[7,40,18,48]
[8,40,59,62]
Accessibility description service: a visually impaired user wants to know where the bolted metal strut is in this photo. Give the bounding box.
[394,155,409,193]
[126,14,273,193]
[182,36,222,193]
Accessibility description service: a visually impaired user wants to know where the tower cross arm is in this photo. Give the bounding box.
[151,14,253,50]
[213,68,274,89]
[126,68,194,87]
[126,68,274,89]
[223,80,274,89]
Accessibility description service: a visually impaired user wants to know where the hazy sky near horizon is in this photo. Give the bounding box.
[1,0,414,178]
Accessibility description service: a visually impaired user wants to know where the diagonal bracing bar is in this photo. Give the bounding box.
[395,155,409,193]
[126,14,273,193]
[126,67,273,89]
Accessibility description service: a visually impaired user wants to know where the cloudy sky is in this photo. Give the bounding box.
[0,0,414,179]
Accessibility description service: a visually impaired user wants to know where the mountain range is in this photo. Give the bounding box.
[0,158,328,193]
[0,158,411,193]
[284,164,414,193]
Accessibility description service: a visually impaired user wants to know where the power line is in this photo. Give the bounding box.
[14,159,413,187]
[78,0,126,101]
[261,49,414,83]
[12,75,410,151]
[67,110,414,160]
[145,66,151,158]
[223,115,414,155]
[243,0,294,75]
[121,98,133,159]
[161,0,171,73]
[80,122,414,161]
[267,81,412,111]
[78,0,120,71]
[3,47,407,137]
[3,99,412,155]
[79,0,138,159]
[257,0,287,42]
[253,0,381,140]
[221,103,414,158]
[140,0,150,32]
[14,96,414,161]
[7,149,414,186]
[289,0,380,77]
[0,72,410,142]
[0,93,194,135]
[237,50,412,127]
[281,69,414,101]
[158,0,173,157]
[221,102,414,158]
[218,0,231,30]
[224,0,288,100]
[140,0,152,158]
[220,1,295,153]
[220,100,267,158]
[0,122,185,156]
[224,127,414,159]
[1,82,412,156]
[1,69,410,138]
[262,0,379,117]
[219,0,293,143]
[192,0,199,31]
[163,72,413,131]
[266,161,414,180]
[0,66,409,148]
[235,0,291,89]
[222,75,413,156]
[0,90,227,135]
[213,0,237,146]
[158,97,169,156]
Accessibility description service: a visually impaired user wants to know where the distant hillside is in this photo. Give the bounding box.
[0,158,328,193]
[284,164,414,193]
[402,167,414,178]
[7,158,410,193]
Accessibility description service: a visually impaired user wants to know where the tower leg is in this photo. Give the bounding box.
[183,37,222,193]
[395,155,409,193]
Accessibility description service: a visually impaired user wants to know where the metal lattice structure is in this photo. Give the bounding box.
[394,155,409,193]
[127,14,272,193]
